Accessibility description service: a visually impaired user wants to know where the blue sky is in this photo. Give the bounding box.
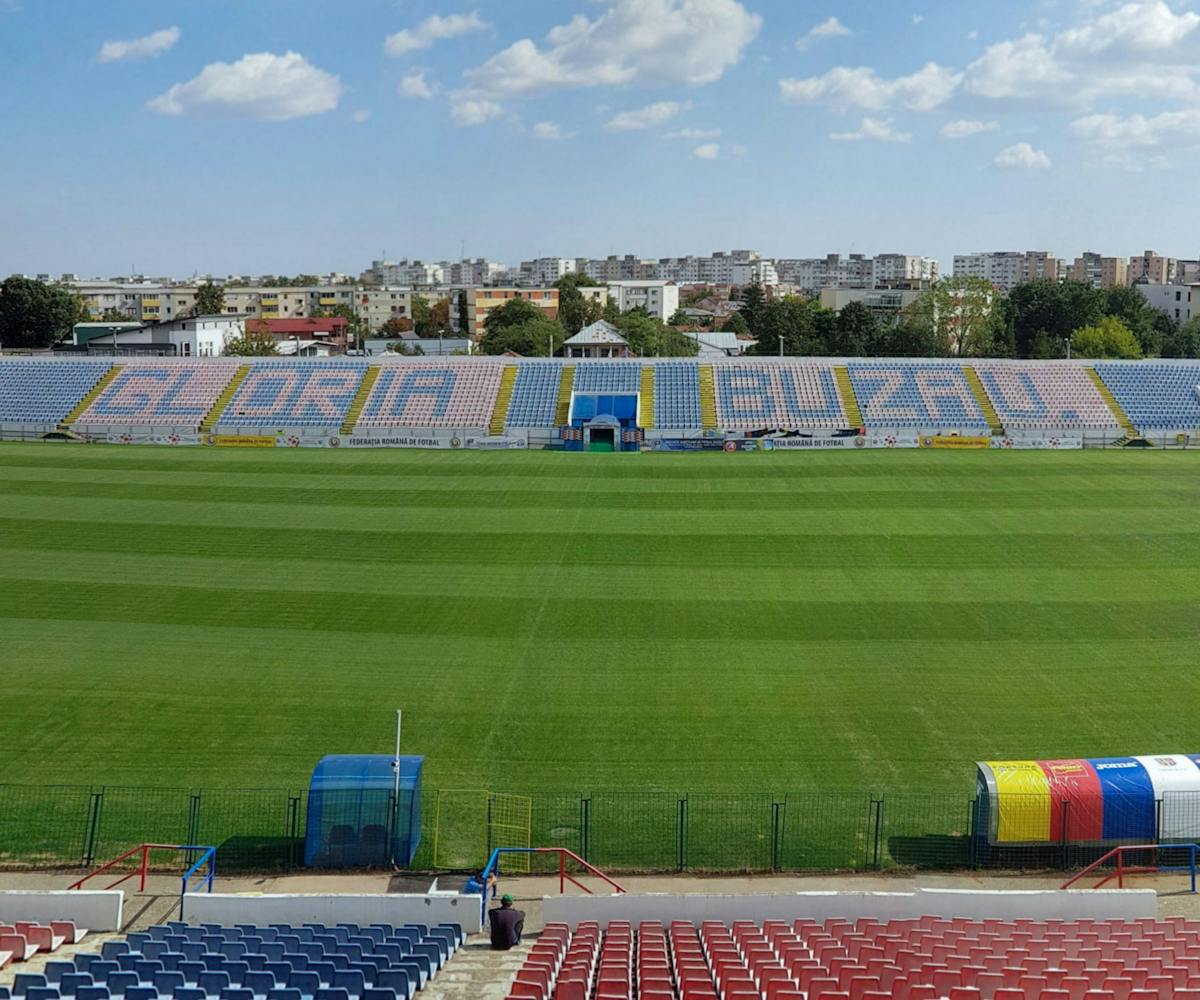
[4,0,1200,277]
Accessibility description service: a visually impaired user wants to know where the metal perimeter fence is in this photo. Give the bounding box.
[6,784,1200,877]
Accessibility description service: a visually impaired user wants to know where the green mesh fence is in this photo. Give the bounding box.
[6,782,1200,875]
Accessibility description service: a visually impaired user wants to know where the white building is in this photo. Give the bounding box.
[1136,283,1198,324]
[606,280,680,321]
[364,259,445,286]
[731,259,779,286]
[952,251,1059,292]
[775,255,875,293]
[519,257,576,286]
[85,315,246,357]
[872,254,939,284]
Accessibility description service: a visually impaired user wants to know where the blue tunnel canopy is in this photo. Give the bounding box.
[304,754,423,868]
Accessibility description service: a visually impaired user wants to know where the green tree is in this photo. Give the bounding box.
[411,295,435,338]
[612,309,698,357]
[555,273,605,336]
[880,315,948,357]
[430,297,451,334]
[312,303,367,349]
[827,301,879,356]
[720,311,749,336]
[1160,317,1200,358]
[0,276,80,348]
[481,296,544,335]
[222,319,279,356]
[738,282,767,337]
[1070,316,1142,359]
[1104,284,1160,355]
[746,296,833,356]
[908,276,1003,356]
[667,307,691,327]
[194,281,225,316]
[1004,279,1105,357]
[479,316,565,356]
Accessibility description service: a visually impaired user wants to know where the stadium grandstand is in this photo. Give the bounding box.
[0,356,1197,449]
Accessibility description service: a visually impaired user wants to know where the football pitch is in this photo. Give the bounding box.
[3,442,1199,800]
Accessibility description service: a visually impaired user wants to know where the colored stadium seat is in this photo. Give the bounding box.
[505,362,562,428]
[975,364,1121,431]
[0,361,111,425]
[1095,362,1200,430]
[355,361,503,429]
[653,361,703,429]
[218,361,367,428]
[712,361,848,430]
[74,363,240,429]
[848,362,989,431]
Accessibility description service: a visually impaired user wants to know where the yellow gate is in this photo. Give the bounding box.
[432,790,532,870]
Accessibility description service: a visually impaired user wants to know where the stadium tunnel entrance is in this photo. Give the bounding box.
[564,393,641,452]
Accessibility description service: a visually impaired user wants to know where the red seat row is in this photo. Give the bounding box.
[0,921,84,969]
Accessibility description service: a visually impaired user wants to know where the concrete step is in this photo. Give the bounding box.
[423,936,529,1000]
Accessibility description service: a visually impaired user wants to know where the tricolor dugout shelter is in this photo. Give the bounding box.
[975,754,1200,847]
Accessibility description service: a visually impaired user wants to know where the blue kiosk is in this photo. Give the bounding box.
[304,754,423,868]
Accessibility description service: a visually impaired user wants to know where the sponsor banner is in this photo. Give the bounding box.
[991,437,1084,450]
[863,435,921,449]
[653,438,728,451]
[762,436,866,450]
[344,433,462,449]
[1038,759,1103,842]
[464,434,527,450]
[206,435,277,448]
[920,435,991,449]
[1136,755,1200,839]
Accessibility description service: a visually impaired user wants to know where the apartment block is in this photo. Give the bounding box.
[1129,250,1176,284]
[456,287,560,337]
[606,280,680,322]
[1069,252,1129,289]
[952,251,1058,291]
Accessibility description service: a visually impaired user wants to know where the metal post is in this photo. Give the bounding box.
[872,799,884,871]
[139,844,150,892]
[677,797,688,872]
[770,802,781,872]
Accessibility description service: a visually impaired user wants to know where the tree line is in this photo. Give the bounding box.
[725,277,1200,360]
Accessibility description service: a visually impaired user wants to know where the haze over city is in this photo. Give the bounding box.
[4,0,1200,277]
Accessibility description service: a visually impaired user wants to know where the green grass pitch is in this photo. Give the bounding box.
[3,442,1199,801]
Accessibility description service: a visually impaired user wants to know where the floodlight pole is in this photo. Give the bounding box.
[391,708,403,869]
[394,709,402,801]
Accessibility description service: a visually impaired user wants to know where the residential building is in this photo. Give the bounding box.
[562,320,629,358]
[85,315,245,357]
[455,287,559,337]
[579,255,658,281]
[775,254,875,293]
[356,289,414,332]
[818,287,923,324]
[872,254,939,284]
[730,259,779,286]
[244,316,350,350]
[606,280,679,321]
[1136,283,1198,324]
[1177,259,1200,284]
[447,259,507,286]
[1129,250,1176,284]
[951,251,1058,292]
[1069,252,1129,289]
[519,257,576,286]
[363,259,445,286]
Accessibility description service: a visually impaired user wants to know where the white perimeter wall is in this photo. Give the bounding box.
[0,891,123,932]
[182,893,482,933]
[543,888,1155,928]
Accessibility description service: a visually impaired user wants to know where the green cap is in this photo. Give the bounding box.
[501,893,514,904]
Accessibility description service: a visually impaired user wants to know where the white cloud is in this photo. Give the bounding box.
[779,62,961,112]
[462,0,760,98]
[147,52,342,120]
[350,110,371,124]
[1071,108,1200,148]
[967,30,979,41]
[450,94,503,126]
[830,116,912,142]
[1056,1,1200,57]
[994,142,1051,169]
[665,127,721,139]
[692,142,720,159]
[399,70,436,100]
[98,26,179,63]
[797,16,850,51]
[940,118,998,139]
[962,34,1071,100]
[912,14,924,26]
[384,12,486,57]
[604,100,685,131]
[532,121,573,140]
